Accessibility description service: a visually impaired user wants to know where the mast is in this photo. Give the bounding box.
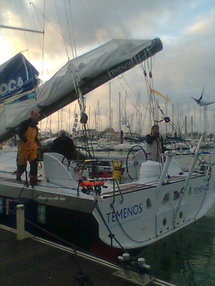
[165,101,168,135]
[57,111,60,132]
[97,100,100,132]
[68,108,71,133]
[184,115,188,135]
[49,115,52,136]
[138,92,141,135]
[171,103,175,135]
[94,111,97,131]
[88,106,91,128]
[190,115,193,135]
[203,105,207,136]
[118,92,122,132]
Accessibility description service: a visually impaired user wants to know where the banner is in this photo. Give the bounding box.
[0,53,39,104]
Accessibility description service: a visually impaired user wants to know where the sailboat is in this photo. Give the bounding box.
[0,36,215,254]
[0,0,215,255]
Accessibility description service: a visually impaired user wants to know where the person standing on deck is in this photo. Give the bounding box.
[16,109,41,186]
[145,124,165,162]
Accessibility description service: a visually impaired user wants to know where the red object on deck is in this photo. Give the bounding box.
[79,180,104,187]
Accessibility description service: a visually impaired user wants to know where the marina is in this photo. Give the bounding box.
[1,1,215,285]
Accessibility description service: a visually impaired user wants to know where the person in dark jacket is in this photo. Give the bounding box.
[52,130,86,161]
[16,109,41,186]
[145,124,165,162]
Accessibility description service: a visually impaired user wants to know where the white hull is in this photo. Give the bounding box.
[93,174,215,249]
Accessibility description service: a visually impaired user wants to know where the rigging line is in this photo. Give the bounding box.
[140,63,152,97]
[19,3,30,60]
[63,0,75,60]
[41,0,46,81]
[68,0,78,61]
[26,4,42,86]
[54,0,69,60]
[86,0,108,43]
[140,61,153,94]
[67,0,84,103]
[143,56,152,88]
[79,0,96,41]
[67,0,76,59]
[44,116,50,133]
[140,61,166,124]
[27,1,44,31]
[60,1,86,121]
[28,1,70,58]
[109,202,153,244]
[118,76,147,113]
[142,101,151,128]
[95,203,126,251]
[103,0,128,39]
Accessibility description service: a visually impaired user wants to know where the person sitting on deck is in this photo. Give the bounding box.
[145,124,165,162]
[51,130,86,161]
[16,109,41,186]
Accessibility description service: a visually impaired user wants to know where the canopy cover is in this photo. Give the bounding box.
[0,38,162,143]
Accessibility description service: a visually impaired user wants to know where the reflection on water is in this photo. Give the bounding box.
[134,206,215,286]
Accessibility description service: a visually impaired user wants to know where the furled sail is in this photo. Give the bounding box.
[0,38,162,143]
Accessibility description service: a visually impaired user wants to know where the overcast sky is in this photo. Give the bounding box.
[0,0,215,134]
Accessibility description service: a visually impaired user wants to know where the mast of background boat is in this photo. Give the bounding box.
[138,92,141,136]
[203,105,207,136]
[165,100,168,135]
[191,115,194,136]
[49,114,52,137]
[97,100,101,133]
[184,115,188,136]
[118,92,123,143]
[108,83,112,130]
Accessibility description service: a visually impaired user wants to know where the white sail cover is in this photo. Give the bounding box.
[0,38,162,143]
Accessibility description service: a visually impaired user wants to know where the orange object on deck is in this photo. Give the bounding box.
[79,180,104,187]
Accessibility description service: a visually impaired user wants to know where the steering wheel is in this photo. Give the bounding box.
[76,146,93,160]
[125,145,147,181]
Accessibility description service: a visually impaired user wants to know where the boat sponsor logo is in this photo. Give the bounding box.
[36,195,66,201]
[108,55,140,78]
[193,185,207,195]
[106,203,143,224]
[0,76,24,97]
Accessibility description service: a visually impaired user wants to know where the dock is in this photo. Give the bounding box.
[0,205,177,286]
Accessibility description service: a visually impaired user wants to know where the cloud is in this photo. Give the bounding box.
[1,0,215,133]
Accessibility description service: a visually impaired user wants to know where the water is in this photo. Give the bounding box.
[135,206,215,286]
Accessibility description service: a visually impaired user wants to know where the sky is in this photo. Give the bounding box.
[0,0,215,135]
